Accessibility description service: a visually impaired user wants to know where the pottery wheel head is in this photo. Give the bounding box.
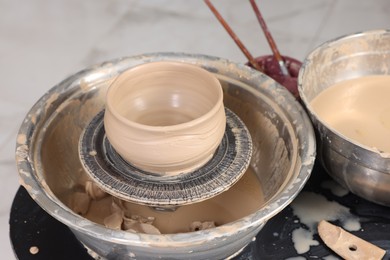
[79,108,253,208]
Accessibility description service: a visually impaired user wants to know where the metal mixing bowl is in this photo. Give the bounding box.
[16,53,315,259]
[299,29,390,206]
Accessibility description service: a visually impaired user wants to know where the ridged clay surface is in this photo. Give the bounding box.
[104,61,226,176]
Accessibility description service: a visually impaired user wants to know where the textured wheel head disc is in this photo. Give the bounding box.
[79,108,252,207]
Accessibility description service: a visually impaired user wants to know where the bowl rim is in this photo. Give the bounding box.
[16,52,316,247]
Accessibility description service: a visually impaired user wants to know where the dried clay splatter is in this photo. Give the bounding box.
[290,191,360,254]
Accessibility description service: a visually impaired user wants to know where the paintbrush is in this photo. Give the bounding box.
[249,0,290,76]
[204,0,263,72]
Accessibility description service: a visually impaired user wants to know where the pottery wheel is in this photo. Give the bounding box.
[79,108,252,207]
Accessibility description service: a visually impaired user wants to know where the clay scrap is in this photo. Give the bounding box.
[318,220,386,260]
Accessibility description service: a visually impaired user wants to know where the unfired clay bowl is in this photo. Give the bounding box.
[16,53,316,259]
[299,29,390,206]
[104,61,226,176]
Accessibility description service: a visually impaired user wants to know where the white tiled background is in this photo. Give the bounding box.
[1,0,389,258]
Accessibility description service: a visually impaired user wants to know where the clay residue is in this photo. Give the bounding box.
[66,180,162,234]
[17,134,27,144]
[72,168,264,234]
[29,246,39,255]
[16,144,29,161]
[44,93,60,112]
[223,86,294,201]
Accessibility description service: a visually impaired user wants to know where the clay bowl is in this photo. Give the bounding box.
[104,61,226,176]
[299,29,390,206]
[247,55,302,99]
[16,53,316,259]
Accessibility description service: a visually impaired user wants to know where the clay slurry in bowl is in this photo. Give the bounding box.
[310,75,390,154]
[104,61,226,176]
